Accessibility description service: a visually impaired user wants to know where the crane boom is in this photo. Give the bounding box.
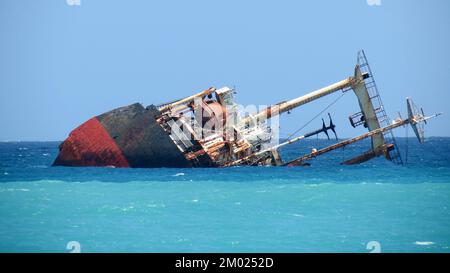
[240,77,357,126]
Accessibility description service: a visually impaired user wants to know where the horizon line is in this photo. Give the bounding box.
[1,136,450,143]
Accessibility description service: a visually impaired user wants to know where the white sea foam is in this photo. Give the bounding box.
[121,205,134,211]
[414,241,435,246]
[147,203,166,208]
[0,188,30,192]
[31,165,48,168]
[173,173,185,177]
[290,213,305,218]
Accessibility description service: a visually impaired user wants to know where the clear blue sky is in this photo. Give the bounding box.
[1,0,449,141]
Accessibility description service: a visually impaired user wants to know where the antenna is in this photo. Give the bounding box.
[407,97,426,144]
[303,114,338,140]
[328,113,338,140]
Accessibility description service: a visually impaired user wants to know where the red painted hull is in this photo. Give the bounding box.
[53,117,130,167]
[53,103,211,168]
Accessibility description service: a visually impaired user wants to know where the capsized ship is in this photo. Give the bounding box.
[53,51,441,168]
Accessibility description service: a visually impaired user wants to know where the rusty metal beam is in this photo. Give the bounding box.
[241,77,356,126]
[284,117,410,166]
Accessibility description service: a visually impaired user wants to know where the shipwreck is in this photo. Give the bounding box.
[53,51,440,168]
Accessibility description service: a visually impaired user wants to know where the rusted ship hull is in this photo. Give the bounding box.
[53,103,215,168]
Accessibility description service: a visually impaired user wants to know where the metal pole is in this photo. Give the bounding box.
[225,134,307,166]
[241,77,355,126]
[284,118,410,166]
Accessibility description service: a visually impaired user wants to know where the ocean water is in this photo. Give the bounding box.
[0,138,449,253]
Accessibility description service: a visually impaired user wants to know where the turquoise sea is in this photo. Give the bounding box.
[0,138,449,253]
